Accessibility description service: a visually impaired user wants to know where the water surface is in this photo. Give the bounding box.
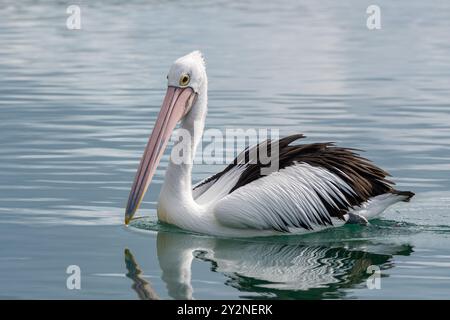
[1,0,450,299]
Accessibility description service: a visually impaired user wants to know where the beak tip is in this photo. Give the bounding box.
[124,202,136,225]
[124,211,132,225]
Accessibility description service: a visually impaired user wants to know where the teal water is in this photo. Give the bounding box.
[1,0,450,299]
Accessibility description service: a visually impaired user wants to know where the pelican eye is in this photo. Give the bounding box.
[179,74,190,86]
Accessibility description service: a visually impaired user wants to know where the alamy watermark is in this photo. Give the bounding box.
[169,126,280,175]
[66,265,81,290]
[366,5,381,30]
[65,4,382,32]
[366,265,381,289]
[66,5,81,30]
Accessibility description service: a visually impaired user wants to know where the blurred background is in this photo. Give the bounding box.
[0,0,449,299]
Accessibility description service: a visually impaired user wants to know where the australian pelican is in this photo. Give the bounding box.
[125,51,414,237]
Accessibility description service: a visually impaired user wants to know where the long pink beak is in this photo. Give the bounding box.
[125,86,196,224]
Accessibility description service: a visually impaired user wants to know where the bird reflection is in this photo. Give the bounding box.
[124,230,413,300]
[124,248,159,300]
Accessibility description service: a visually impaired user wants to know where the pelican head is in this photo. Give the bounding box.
[125,51,207,224]
[167,50,206,93]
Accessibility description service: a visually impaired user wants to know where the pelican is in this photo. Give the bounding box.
[125,51,414,237]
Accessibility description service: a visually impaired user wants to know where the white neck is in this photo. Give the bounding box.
[157,83,208,227]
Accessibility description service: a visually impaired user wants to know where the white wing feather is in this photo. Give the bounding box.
[193,166,246,205]
[213,163,355,231]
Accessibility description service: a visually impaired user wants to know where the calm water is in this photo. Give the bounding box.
[1,0,450,299]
